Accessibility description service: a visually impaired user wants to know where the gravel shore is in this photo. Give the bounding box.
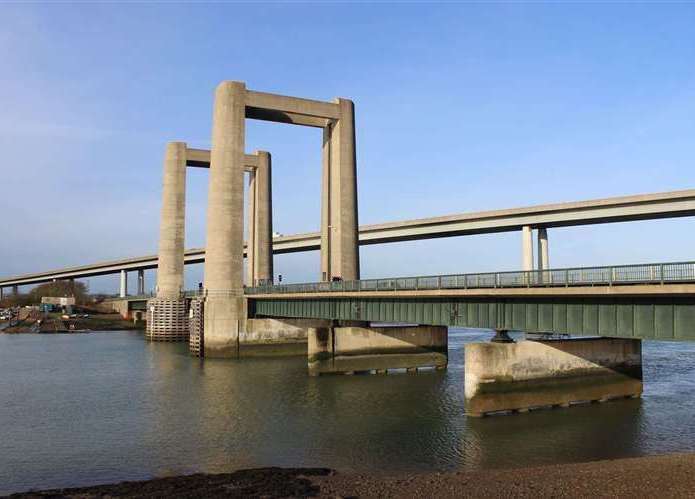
[7,452,695,498]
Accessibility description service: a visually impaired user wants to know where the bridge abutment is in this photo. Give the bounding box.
[308,325,448,376]
[464,337,643,417]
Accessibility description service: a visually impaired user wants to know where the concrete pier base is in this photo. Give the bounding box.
[464,337,643,417]
[190,310,331,358]
[145,298,189,342]
[308,325,448,376]
[240,318,332,357]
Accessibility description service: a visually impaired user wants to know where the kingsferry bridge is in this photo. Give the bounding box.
[246,260,695,341]
[5,81,695,416]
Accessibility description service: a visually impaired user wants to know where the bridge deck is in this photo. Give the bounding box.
[3,188,695,287]
[247,261,695,342]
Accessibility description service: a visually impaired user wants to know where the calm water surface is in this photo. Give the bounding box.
[1,329,695,494]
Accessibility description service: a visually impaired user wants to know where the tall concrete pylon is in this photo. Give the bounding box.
[156,142,187,299]
[203,82,247,357]
[321,98,359,282]
[246,151,273,286]
[146,142,190,342]
[202,80,360,357]
[146,141,274,344]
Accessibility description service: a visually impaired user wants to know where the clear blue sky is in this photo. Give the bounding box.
[1,3,694,293]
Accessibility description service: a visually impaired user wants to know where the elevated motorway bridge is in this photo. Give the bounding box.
[2,188,695,290]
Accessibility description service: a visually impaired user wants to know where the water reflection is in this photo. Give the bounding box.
[1,330,695,494]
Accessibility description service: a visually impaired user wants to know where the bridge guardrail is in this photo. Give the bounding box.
[244,261,695,295]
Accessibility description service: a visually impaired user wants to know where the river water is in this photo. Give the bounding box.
[1,329,695,494]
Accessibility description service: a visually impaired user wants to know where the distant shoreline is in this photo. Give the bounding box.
[2,313,143,334]
[6,452,695,498]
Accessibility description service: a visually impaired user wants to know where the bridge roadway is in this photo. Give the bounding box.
[246,261,695,342]
[2,188,695,288]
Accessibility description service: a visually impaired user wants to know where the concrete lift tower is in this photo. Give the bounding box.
[203,81,359,357]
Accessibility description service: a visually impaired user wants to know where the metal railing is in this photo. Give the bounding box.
[244,261,695,295]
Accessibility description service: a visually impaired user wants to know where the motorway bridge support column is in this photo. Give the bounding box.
[137,270,145,296]
[203,81,246,357]
[146,142,189,342]
[521,225,533,271]
[12,285,18,296]
[119,270,127,298]
[537,228,549,270]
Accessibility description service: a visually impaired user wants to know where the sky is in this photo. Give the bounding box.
[1,2,694,294]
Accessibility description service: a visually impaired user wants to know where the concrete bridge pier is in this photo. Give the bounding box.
[137,270,145,295]
[537,228,549,270]
[521,225,533,271]
[0,287,4,300]
[146,142,190,342]
[119,270,128,298]
[308,324,448,376]
[202,81,246,357]
[464,337,643,417]
[12,285,18,296]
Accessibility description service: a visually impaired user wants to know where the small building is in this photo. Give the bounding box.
[41,296,75,314]
[41,297,76,307]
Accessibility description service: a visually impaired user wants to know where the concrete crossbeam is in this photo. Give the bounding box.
[245,90,341,120]
[185,148,259,170]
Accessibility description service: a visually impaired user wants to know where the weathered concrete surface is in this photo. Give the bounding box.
[464,337,643,416]
[246,166,256,287]
[253,151,273,284]
[321,98,360,282]
[203,81,246,358]
[156,142,187,299]
[109,298,130,319]
[147,143,188,340]
[246,151,273,286]
[239,318,331,357]
[308,325,448,375]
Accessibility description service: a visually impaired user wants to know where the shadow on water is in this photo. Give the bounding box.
[0,329,694,494]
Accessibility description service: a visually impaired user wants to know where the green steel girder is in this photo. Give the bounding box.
[249,296,695,341]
